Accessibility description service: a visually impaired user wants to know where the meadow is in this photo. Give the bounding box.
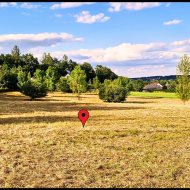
[0,91,190,187]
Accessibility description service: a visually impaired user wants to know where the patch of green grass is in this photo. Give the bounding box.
[129,91,177,99]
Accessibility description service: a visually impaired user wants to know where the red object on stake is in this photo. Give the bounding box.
[78,109,89,127]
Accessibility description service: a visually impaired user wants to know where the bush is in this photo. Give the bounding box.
[17,70,47,100]
[99,81,127,102]
[56,76,71,92]
[20,80,47,100]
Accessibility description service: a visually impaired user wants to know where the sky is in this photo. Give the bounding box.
[0,2,190,77]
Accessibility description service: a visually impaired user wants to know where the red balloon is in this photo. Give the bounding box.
[78,109,89,127]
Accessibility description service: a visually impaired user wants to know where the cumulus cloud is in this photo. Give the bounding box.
[0,33,83,49]
[74,11,110,24]
[50,2,94,10]
[25,38,190,77]
[163,19,182,25]
[40,39,190,68]
[109,2,160,12]
[20,3,41,9]
[0,2,17,8]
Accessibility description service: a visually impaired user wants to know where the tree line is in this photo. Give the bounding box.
[0,46,146,101]
[0,46,189,103]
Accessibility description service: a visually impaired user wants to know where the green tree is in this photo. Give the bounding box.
[21,54,39,75]
[0,64,18,90]
[95,65,118,83]
[132,79,144,92]
[17,70,47,100]
[41,53,54,65]
[67,65,87,99]
[11,45,23,67]
[45,66,60,91]
[81,62,96,82]
[34,69,45,83]
[11,45,21,57]
[56,76,70,93]
[166,80,176,92]
[99,79,127,103]
[176,54,190,104]
[67,59,78,73]
[93,76,100,90]
[112,76,133,92]
[56,55,69,77]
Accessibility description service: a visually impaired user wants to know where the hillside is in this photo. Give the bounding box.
[131,75,177,81]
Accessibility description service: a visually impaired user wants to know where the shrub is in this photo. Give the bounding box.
[99,80,127,102]
[17,70,47,100]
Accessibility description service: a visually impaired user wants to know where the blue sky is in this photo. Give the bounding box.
[0,2,190,77]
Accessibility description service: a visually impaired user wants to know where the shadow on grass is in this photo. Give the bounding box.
[0,93,95,102]
[0,114,138,125]
[0,93,147,115]
[126,101,155,104]
[0,102,146,115]
[0,93,28,101]
[0,115,78,125]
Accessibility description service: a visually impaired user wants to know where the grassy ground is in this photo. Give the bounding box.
[0,91,190,188]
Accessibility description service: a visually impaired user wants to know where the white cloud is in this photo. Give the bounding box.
[43,39,190,66]
[110,65,176,78]
[50,2,94,10]
[20,3,41,9]
[163,19,182,26]
[109,2,160,12]
[0,2,17,8]
[55,14,62,18]
[74,11,110,24]
[0,33,83,49]
[25,38,190,77]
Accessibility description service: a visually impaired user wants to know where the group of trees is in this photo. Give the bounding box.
[0,46,124,100]
[0,46,190,103]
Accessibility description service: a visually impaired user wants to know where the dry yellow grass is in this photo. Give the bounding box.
[0,91,190,187]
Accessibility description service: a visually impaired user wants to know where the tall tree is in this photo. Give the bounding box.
[67,59,78,73]
[41,53,54,65]
[176,54,190,104]
[0,64,18,90]
[67,65,87,99]
[45,66,60,91]
[81,62,96,82]
[11,45,23,67]
[95,65,118,83]
[93,76,100,90]
[11,45,21,57]
[21,54,39,75]
[56,55,69,77]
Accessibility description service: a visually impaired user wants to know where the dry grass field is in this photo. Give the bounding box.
[0,91,190,188]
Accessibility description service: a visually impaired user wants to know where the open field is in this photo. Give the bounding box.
[0,91,190,187]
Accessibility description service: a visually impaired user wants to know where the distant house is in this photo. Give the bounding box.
[143,82,163,92]
[65,74,70,78]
